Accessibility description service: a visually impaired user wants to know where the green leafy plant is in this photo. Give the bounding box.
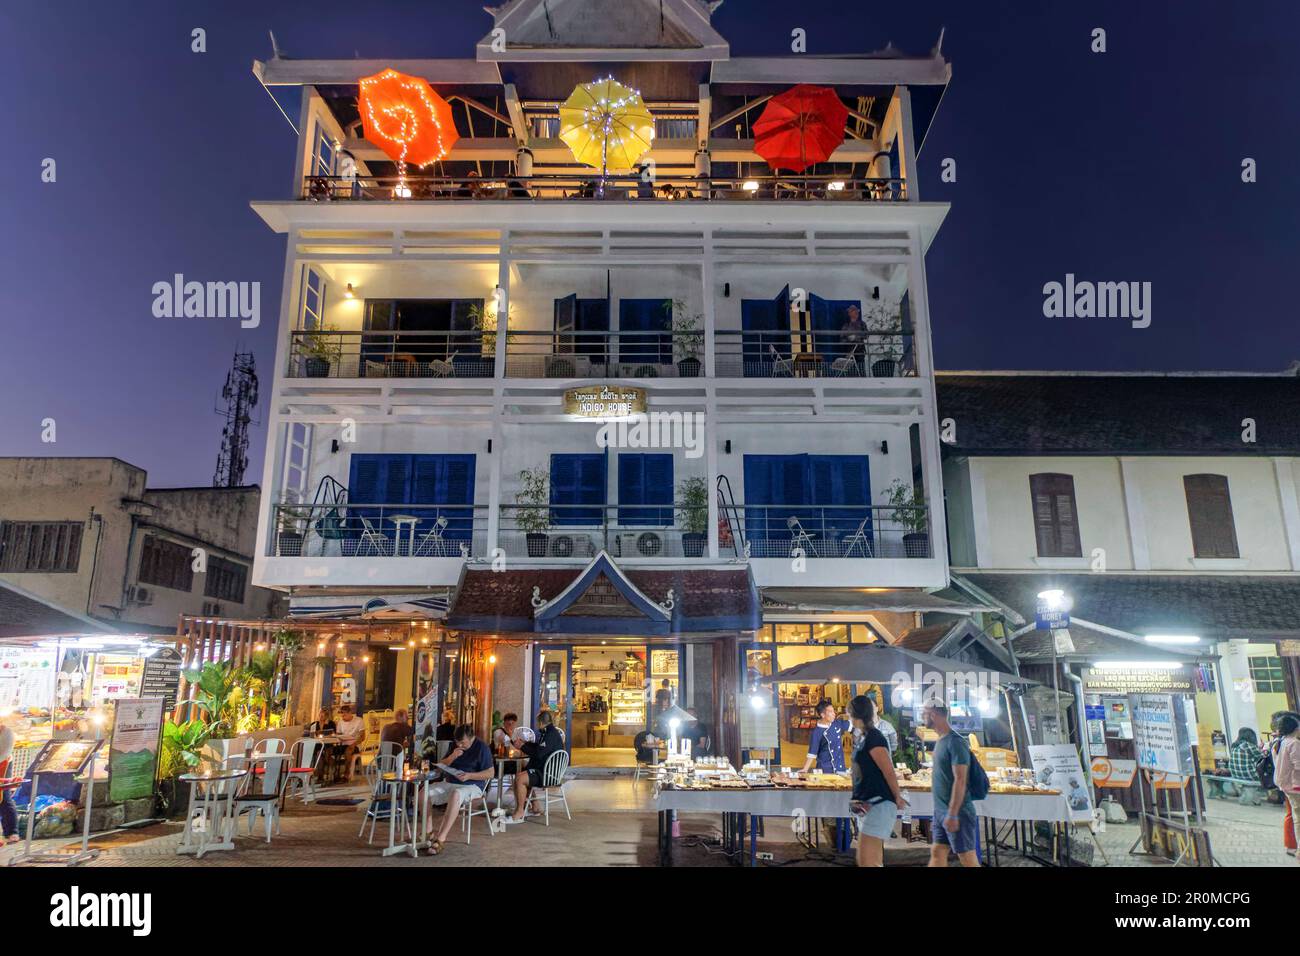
[676,475,709,536]
[467,300,515,356]
[515,466,551,534]
[882,478,928,534]
[158,718,212,779]
[863,302,904,363]
[182,661,242,739]
[299,324,344,364]
[664,298,704,364]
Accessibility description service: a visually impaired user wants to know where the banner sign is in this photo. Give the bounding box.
[1131,694,1187,775]
[1029,744,1094,822]
[108,697,165,803]
[1081,665,1195,696]
[563,384,647,419]
[1089,756,1137,788]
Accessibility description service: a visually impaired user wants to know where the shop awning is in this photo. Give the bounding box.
[287,591,450,620]
[760,588,993,615]
[1006,620,1213,665]
[759,642,1035,687]
[0,579,121,641]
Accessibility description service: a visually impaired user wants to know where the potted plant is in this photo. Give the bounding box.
[864,302,904,378]
[300,325,343,377]
[275,497,308,555]
[677,476,709,556]
[156,717,211,818]
[882,478,929,557]
[516,466,551,557]
[666,298,704,377]
[182,661,245,761]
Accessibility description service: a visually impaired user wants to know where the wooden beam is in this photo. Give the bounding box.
[709,96,770,133]
[503,83,529,146]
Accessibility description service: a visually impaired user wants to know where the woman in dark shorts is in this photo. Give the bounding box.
[849,694,906,867]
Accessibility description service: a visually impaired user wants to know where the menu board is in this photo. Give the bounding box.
[141,647,183,712]
[0,647,57,711]
[29,738,102,776]
[91,654,144,703]
[109,698,165,802]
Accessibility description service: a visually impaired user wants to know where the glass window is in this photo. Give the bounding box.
[774,624,811,643]
[1248,656,1285,694]
[813,623,850,644]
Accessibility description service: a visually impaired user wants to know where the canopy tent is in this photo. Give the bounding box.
[759,643,1035,687]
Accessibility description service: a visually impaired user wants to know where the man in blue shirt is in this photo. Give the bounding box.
[923,703,980,867]
[427,724,495,853]
[800,699,851,774]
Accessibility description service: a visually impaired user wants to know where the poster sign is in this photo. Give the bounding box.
[1082,665,1194,696]
[563,384,647,419]
[29,739,101,776]
[0,647,57,710]
[1028,744,1094,822]
[91,653,144,703]
[1090,757,1136,788]
[1277,639,1300,658]
[740,701,779,751]
[108,698,164,802]
[141,647,183,713]
[1131,694,1184,775]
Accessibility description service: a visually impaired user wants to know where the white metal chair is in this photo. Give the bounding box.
[839,515,873,557]
[524,750,572,825]
[632,744,658,786]
[768,345,794,377]
[359,761,411,845]
[234,754,289,843]
[786,515,818,557]
[413,516,449,556]
[356,515,392,556]
[831,343,862,377]
[459,781,496,843]
[282,738,324,805]
[430,351,458,378]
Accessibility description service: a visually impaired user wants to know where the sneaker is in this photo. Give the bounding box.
[502,816,525,825]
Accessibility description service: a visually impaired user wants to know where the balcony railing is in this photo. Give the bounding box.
[301,173,907,204]
[713,330,915,379]
[504,329,696,379]
[287,330,496,379]
[269,502,931,560]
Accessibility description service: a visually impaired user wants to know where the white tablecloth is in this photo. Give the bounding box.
[657,787,1073,824]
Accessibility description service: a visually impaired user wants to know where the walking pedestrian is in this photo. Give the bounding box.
[923,702,980,867]
[849,694,905,867]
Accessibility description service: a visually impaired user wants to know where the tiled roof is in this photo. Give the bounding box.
[0,580,118,640]
[958,572,1300,639]
[1008,620,1204,663]
[896,623,953,653]
[936,374,1300,456]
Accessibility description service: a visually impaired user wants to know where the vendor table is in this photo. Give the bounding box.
[177,769,248,859]
[655,786,1074,867]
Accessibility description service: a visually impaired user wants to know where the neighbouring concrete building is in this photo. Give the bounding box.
[935,371,1300,768]
[0,457,280,635]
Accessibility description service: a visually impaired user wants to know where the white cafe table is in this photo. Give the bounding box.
[178,769,248,858]
[380,769,435,857]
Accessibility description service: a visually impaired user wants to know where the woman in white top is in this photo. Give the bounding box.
[1273,713,1300,864]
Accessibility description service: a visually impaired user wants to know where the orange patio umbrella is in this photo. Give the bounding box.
[752,84,849,173]
[357,68,459,171]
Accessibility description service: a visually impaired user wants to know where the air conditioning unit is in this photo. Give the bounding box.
[544,355,578,378]
[131,586,153,606]
[617,531,665,557]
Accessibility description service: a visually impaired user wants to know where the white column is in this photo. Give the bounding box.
[906,232,947,575]
[1273,457,1300,570]
[1119,457,1151,570]
[969,459,991,569]
[895,86,918,202]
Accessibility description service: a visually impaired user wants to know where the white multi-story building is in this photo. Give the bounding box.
[247,0,969,765]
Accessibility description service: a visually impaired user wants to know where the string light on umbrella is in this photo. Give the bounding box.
[358,68,459,198]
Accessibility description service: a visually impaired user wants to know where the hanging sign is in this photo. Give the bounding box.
[563,385,647,419]
[1276,639,1300,658]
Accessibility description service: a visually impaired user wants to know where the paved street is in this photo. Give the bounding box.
[3,778,1295,868]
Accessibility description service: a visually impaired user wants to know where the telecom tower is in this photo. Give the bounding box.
[213,351,259,488]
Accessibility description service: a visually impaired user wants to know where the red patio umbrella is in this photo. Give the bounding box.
[752,84,849,173]
[357,68,459,169]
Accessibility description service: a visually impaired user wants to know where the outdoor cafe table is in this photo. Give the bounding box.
[493,755,528,810]
[380,769,435,858]
[178,768,248,858]
[655,785,1074,867]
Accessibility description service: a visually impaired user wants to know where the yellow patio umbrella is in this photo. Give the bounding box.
[558,77,655,180]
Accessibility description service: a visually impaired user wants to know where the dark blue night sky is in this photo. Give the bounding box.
[2,0,1297,485]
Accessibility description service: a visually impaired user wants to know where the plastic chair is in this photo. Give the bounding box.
[282,738,324,805]
[524,750,572,825]
[768,345,794,378]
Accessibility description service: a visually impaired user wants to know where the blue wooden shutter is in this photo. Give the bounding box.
[619,298,671,366]
[553,294,577,355]
[618,454,673,526]
[576,298,610,362]
[551,453,606,526]
[809,455,871,544]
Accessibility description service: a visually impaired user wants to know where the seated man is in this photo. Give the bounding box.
[427,724,495,852]
[492,713,520,754]
[507,710,565,823]
[335,704,366,783]
[634,727,659,765]
[380,708,414,756]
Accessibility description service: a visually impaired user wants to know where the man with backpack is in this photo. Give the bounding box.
[923,702,987,867]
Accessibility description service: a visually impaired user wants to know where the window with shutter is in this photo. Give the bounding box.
[550,453,606,526]
[1028,473,1082,557]
[1183,474,1239,559]
[139,536,194,591]
[618,298,672,366]
[742,455,871,547]
[0,521,83,573]
[617,454,673,526]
